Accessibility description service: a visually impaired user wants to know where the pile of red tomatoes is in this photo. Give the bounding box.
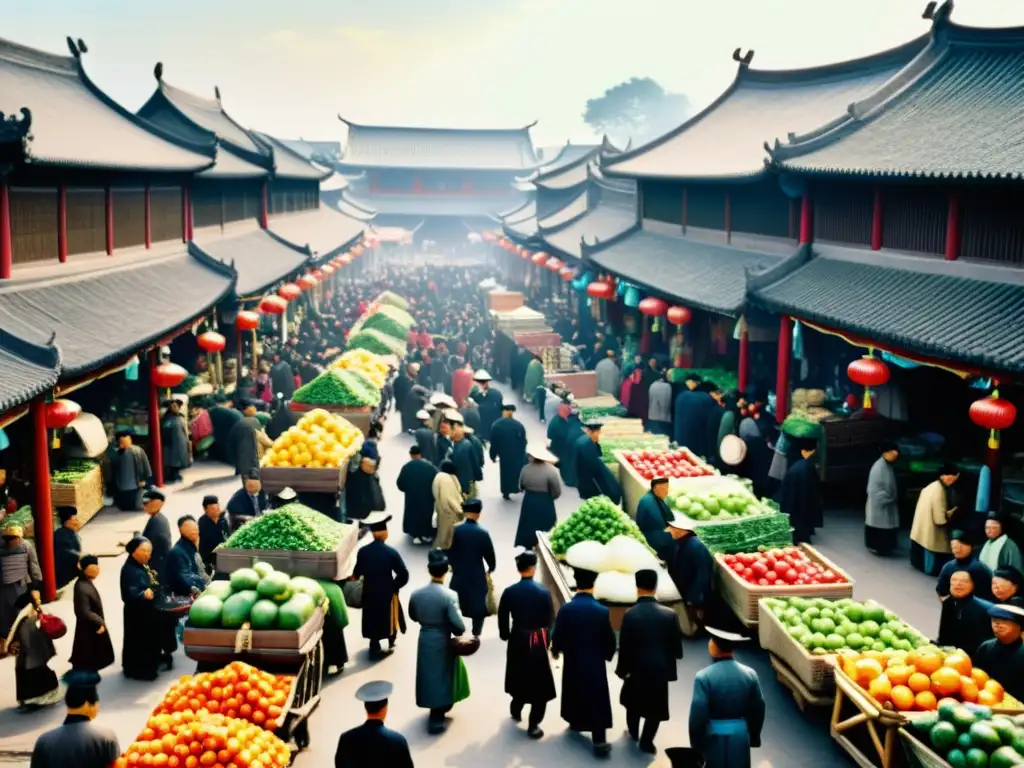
[721,547,846,586]
[622,449,715,480]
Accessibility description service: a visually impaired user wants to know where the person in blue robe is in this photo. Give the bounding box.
[435,420,454,468]
[335,681,414,768]
[412,409,437,466]
[449,423,478,497]
[635,479,676,561]
[447,500,496,636]
[673,377,714,457]
[397,445,438,543]
[546,406,570,484]
[489,403,528,500]
[551,567,617,757]
[573,423,622,503]
[560,410,585,488]
[777,437,822,544]
[469,371,503,442]
[936,530,994,602]
[351,513,409,659]
[936,568,993,657]
[688,627,765,768]
[53,506,82,590]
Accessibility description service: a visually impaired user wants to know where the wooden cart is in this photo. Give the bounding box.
[288,402,375,436]
[770,653,832,711]
[898,728,952,768]
[216,524,359,579]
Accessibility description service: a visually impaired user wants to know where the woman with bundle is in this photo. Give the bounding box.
[6,591,61,711]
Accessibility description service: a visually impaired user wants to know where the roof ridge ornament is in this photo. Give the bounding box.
[214,86,221,101]
[0,108,31,144]
[154,61,164,82]
[65,37,78,58]
[732,48,755,67]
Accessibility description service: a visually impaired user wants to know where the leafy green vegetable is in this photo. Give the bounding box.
[549,495,652,555]
[374,291,408,310]
[346,328,406,357]
[225,503,352,551]
[667,367,739,394]
[781,416,823,440]
[579,404,627,421]
[51,459,98,484]
[374,304,415,329]
[694,513,793,554]
[293,369,380,407]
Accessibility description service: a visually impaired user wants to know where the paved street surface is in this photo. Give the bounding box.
[0,384,942,767]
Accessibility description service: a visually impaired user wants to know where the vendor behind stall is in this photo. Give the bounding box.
[110,428,151,511]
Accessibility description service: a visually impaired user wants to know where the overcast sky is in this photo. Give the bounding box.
[7,0,1023,147]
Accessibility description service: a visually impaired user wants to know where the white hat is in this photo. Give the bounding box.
[526,444,559,463]
[415,409,431,420]
[719,434,748,467]
[472,369,493,382]
[429,392,455,407]
[443,409,464,423]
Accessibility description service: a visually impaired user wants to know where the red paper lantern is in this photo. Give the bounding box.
[560,266,575,280]
[351,245,364,257]
[638,297,668,317]
[236,311,260,331]
[667,306,692,325]
[197,331,226,353]
[151,362,188,390]
[970,395,1017,432]
[321,265,335,276]
[340,254,353,265]
[847,356,890,388]
[311,269,325,281]
[45,399,81,430]
[259,295,288,315]
[278,283,301,301]
[587,281,614,300]
[531,252,547,266]
[297,275,317,291]
[546,257,562,271]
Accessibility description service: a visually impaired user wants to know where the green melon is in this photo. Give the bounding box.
[252,561,275,578]
[990,746,1024,768]
[931,722,959,753]
[256,571,292,601]
[222,590,259,628]
[203,581,233,600]
[188,595,223,628]
[250,599,279,630]
[969,722,1003,752]
[289,576,327,605]
[230,568,261,591]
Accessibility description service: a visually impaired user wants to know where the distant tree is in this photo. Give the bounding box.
[583,77,691,146]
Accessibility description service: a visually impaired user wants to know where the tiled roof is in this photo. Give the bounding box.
[748,243,1024,372]
[155,79,264,156]
[198,146,268,179]
[255,133,332,181]
[268,209,366,258]
[541,180,637,261]
[538,189,587,229]
[192,227,309,298]
[0,245,234,376]
[533,137,624,190]
[604,37,927,181]
[587,229,781,315]
[339,118,540,171]
[769,16,1024,179]
[501,200,535,224]
[0,332,60,413]
[0,37,213,171]
[338,192,524,218]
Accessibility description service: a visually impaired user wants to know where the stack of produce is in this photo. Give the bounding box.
[152,660,292,726]
[0,505,59,539]
[721,547,847,586]
[910,703,1024,767]
[374,290,408,310]
[667,482,774,521]
[579,403,627,421]
[564,536,680,604]
[188,562,325,630]
[600,435,671,463]
[549,496,650,555]
[624,449,716,480]
[332,349,390,389]
[371,303,415,329]
[51,459,99,484]
[761,597,931,656]
[293,369,380,408]
[842,646,1021,712]
[347,328,407,357]
[781,414,824,440]
[695,513,792,554]
[541,344,576,372]
[225,504,351,552]
[261,409,363,469]
[356,310,408,342]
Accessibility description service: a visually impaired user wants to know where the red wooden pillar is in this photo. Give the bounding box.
[30,398,56,602]
[144,184,152,249]
[1,176,12,279]
[724,191,732,245]
[776,315,793,422]
[182,184,193,242]
[871,187,883,251]
[945,190,961,261]
[260,182,269,229]
[799,193,813,245]
[104,185,114,255]
[148,350,164,488]
[738,318,750,393]
[681,187,688,235]
[57,185,67,262]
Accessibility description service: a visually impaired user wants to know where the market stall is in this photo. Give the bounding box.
[289,370,381,437]
[260,409,364,493]
[613,447,716,517]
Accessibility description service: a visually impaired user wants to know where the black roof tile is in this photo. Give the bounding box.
[268,209,366,259]
[0,331,60,413]
[192,227,309,299]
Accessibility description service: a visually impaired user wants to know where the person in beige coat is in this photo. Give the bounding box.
[432,461,465,550]
[910,464,960,576]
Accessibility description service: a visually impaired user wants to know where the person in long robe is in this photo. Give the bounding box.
[546,401,571,482]
[345,445,386,522]
[563,409,585,488]
[574,423,622,503]
[688,627,765,768]
[738,400,775,499]
[936,569,994,657]
[490,403,527,500]
[140,490,172,578]
[465,427,486,481]
[197,495,229,575]
[865,442,901,555]
[434,420,454,468]
[460,400,481,434]
[552,567,617,757]
[667,520,715,615]
[110,428,152,511]
[161,399,190,483]
[412,409,437,466]
[402,384,430,436]
[30,684,121,768]
[69,556,115,678]
[397,445,438,543]
[120,537,161,681]
[647,371,673,435]
[469,370,503,442]
[206,398,242,465]
[227,403,272,477]
[635,478,676,561]
[673,379,713,457]
[163,516,207,597]
[6,590,60,710]
[778,437,821,544]
[449,423,478,498]
[53,505,82,590]
[498,549,556,739]
[992,566,1023,603]
[617,569,683,754]
[975,600,1024,702]
[910,465,960,575]
[394,364,417,432]
[448,500,496,637]
[351,513,409,659]
[516,446,563,549]
[432,462,464,550]
[0,526,40,649]
[270,357,297,401]
[980,513,1024,574]
[594,351,620,397]
[936,530,993,602]
[409,550,467,734]
[335,680,415,768]
[522,356,546,416]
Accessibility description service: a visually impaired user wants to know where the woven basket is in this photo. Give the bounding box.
[50,464,104,524]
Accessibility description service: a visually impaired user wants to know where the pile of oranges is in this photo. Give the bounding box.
[153,662,294,728]
[840,647,1018,712]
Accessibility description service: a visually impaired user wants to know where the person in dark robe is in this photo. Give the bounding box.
[6,590,61,710]
[163,516,207,598]
[69,556,114,678]
[120,537,160,681]
[270,357,297,401]
[346,444,386,522]
[140,490,172,578]
[448,499,496,637]
[551,567,617,757]
[470,370,503,442]
[688,627,766,768]
[666,519,715,618]
[53,505,82,590]
[227,402,271,477]
[617,569,683,754]
[265,393,298,441]
[460,399,481,433]
[351,512,409,659]
[206,395,242,465]
[498,549,556,739]
[197,495,229,575]
[515,446,563,549]
[992,566,1022,603]
[29,684,120,768]
[465,426,486,480]
[335,680,414,768]
[737,394,776,498]
[937,530,994,602]
[449,419,478,498]
[490,402,528,500]
[0,526,40,648]
[412,409,437,466]
[110,428,152,511]
[777,437,822,544]
[673,376,713,456]
[161,398,190,483]
[397,445,438,544]
[226,471,270,532]
[402,384,431,437]
[975,599,1024,702]
[574,423,622,503]
[394,365,417,432]
[546,401,570,479]
[510,345,528,395]
[636,478,676,560]
[936,569,994,657]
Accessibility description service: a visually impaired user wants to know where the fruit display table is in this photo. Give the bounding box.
[287,402,374,436]
[544,370,596,398]
[614,448,715,518]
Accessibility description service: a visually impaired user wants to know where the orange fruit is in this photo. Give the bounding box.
[930,667,962,697]
[971,668,991,687]
[908,672,932,693]
[978,689,1000,707]
[960,676,979,703]
[943,653,972,677]
[886,665,914,686]
[855,658,885,687]
[891,685,915,711]
[868,676,893,704]
[842,656,859,680]
[985,679,1005,699]
[914,653,943,676]
[914,690,938,711]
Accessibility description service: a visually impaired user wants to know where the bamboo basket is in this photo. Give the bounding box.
[50,464,104,524]
[715,544,855,627]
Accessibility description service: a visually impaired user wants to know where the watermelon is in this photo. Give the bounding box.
[990,746,1024,768]
[222,590,259,628]
[964,747,989,768]
[946,750,967,768]
[957,733,973,751]
[252,562,275,578]
[990,717,1016,746]
[257,571,292,601]
[188,595,223,628]
[277,599,306,631]
[953,706,979,731]
[230,568,261,592]
[969,722,1002,752]
[250,599,279,630]
[931,722,959,753]
[290,576,326,606]
[203,581,233,601]
[288,592,316,621]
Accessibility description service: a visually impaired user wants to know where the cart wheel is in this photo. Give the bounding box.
[293,719,310,750]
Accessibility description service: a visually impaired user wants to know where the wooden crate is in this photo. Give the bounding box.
[288,402,374,436]
[488,290,525,312]
[771,653,832,711]
[258,466,346,494]
[614,448,716,518]
[715,544,855,627]
[216,525,359,579]
[184,606,325,666]
[50,464,104,524]
[899,728,952,768]
[831,661,909,768]
[515,332,561,351]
